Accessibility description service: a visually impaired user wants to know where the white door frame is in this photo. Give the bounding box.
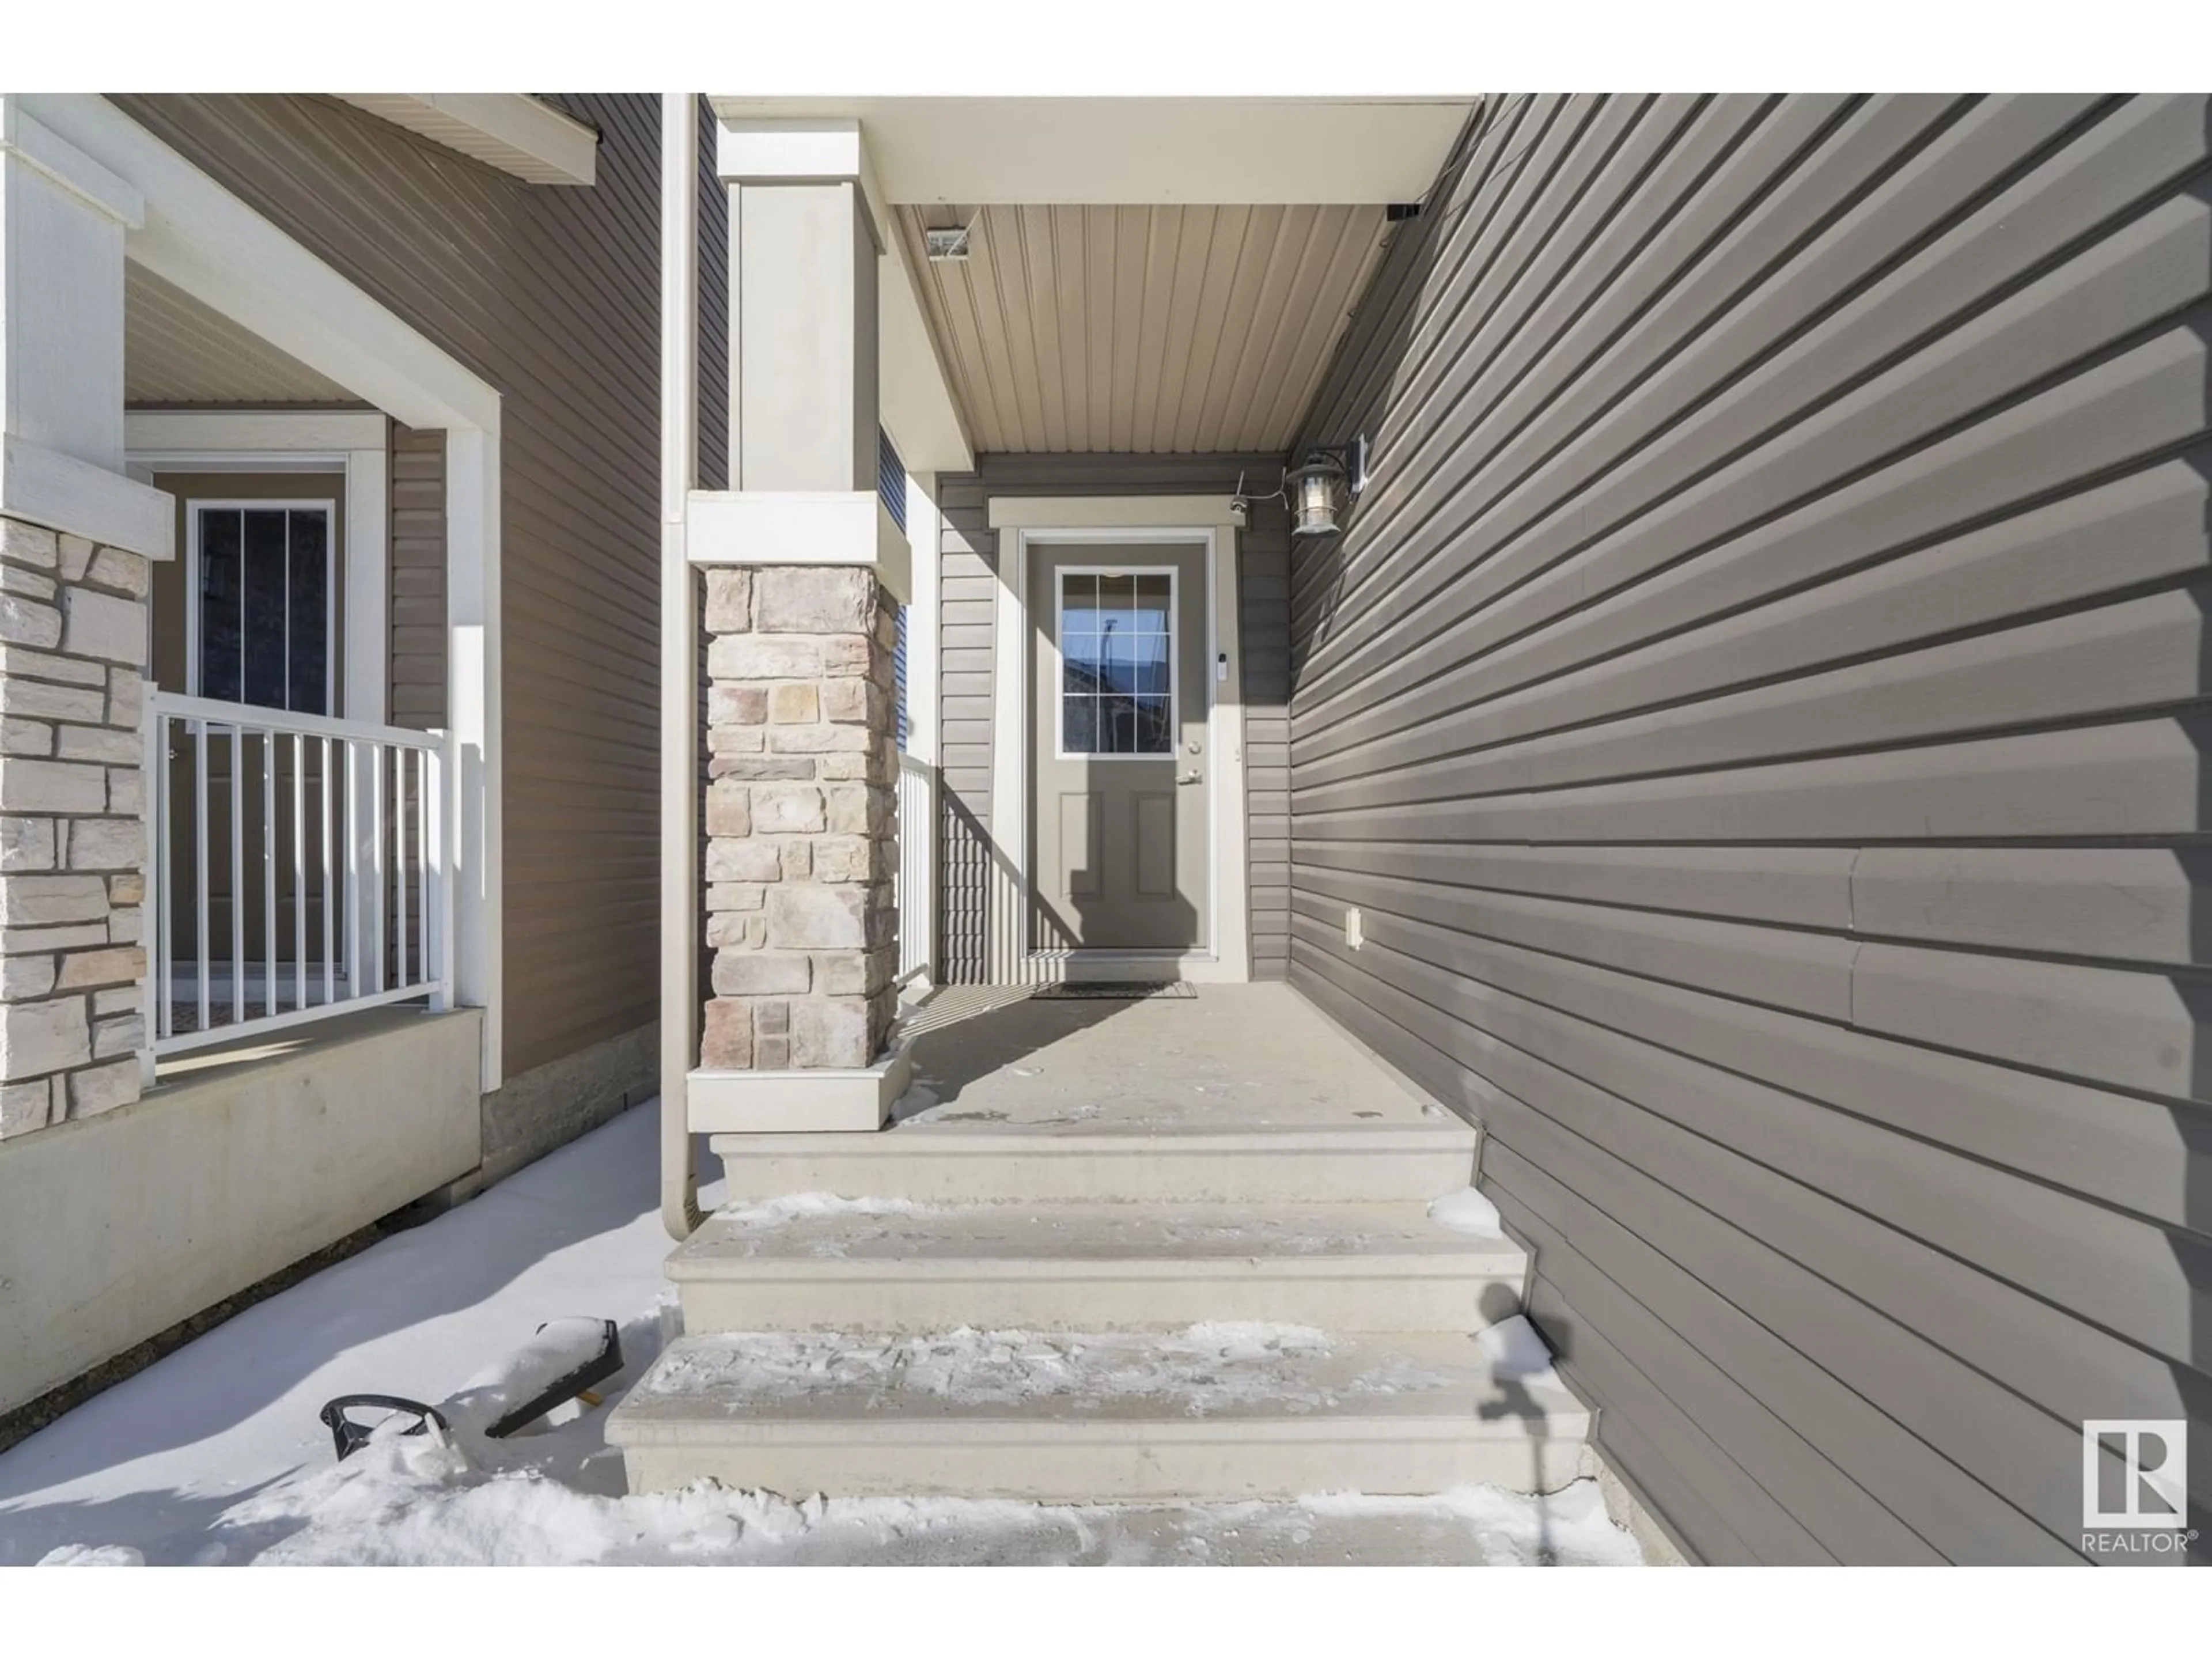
[986,495,1250,984]
[126,408,389,726]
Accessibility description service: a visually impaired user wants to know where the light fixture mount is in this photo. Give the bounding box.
[923,222,972,261]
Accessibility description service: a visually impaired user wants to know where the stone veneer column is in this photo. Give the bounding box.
[0,515,150,1138]
[699,565,898,1075]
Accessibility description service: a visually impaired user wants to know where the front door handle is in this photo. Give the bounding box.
[1178,769,1203,785]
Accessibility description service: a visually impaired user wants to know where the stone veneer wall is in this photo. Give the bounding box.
[0,517,150,1138]
[699,566,898,1074]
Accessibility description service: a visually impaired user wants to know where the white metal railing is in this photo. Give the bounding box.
[145,692,454,1059]
[895,752,936,987]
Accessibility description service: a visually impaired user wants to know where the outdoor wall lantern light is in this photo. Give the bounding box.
[1285,437,1368,539]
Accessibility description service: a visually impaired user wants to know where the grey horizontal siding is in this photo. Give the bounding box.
[934,453,1290,982]
[113,94,697,1089]
[1287,92,2212,1564]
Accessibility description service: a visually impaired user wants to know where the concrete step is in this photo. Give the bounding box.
[669,1198,1529,1334]
[607,1320,1591,1502]
[709,1121,1480,1205]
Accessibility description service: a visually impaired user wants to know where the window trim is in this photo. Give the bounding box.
[1051,562,1179,762]
[183,497,340,716]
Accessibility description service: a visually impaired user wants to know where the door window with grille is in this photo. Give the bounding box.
[190,502,335,715]
[1057,569,1175,757]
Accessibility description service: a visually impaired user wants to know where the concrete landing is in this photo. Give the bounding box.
[887,983,1439,1132]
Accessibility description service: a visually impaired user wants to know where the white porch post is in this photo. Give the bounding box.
[681,116,912,1140]
[0,98,176,1139]
[659,90,704,1238]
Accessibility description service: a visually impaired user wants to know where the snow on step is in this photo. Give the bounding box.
[710,1121,1480,1205]
[668,1196,1530,1334]
[606,1318,1591,1502]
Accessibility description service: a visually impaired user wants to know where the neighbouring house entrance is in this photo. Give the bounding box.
[1029,540,1209,952]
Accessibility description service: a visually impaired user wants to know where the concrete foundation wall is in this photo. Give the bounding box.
[478,1018,655,1186]
[0,1007,481,1414]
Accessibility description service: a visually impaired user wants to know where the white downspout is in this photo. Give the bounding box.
[659,91,704,1240]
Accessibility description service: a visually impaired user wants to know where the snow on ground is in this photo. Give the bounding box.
[1428,1188,1506,1237]
[643,1321,1460,1415]
[0,1103,1641,1567]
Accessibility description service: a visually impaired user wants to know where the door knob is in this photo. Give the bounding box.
[1178,769,1203,785]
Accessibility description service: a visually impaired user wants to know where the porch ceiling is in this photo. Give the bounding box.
[896,203,1391,454]
[125,263,356,406]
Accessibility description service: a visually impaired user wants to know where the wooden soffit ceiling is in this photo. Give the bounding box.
[896,202,1389,455]
[125,263,355,406]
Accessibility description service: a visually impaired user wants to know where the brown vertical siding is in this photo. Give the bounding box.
[112,94,685,1085]
[1287,93,2212,1563]
[934,453,1290,980]
[388,423,446,729]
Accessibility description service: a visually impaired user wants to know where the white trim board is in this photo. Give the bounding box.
[988,503,1250,986]
[684,489,912,603]
[333,96,598,188]
[127,408,390,726]
[37,94,505,1090]
[705,97,1472,205]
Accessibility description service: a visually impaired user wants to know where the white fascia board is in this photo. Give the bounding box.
[706,96,1473,204]
[334,95,597,187]
[125,409,389,454]
[878,213,973,475]
[715,118,866,183]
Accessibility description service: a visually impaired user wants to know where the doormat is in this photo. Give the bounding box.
[1032,981,1196,1001]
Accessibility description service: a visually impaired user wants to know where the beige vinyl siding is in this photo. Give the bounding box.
[388,423,446,729]
[934,453,1291,981]
[114,94,683,1084]
[900,206,1388,454]
[1287,93,2212,1563]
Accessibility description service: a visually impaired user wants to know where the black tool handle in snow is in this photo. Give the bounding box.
[319,1395,450,1461]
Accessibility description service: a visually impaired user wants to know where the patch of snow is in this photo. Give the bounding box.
[719,1192,928,1227]
[644,1322,1384,1416]
[36,1543,144,1566]
[1428,1187,1506,1238]
[1297,1480,1643,1567]
[196,1437,1641,1566]
[1475,1314,1563,1384]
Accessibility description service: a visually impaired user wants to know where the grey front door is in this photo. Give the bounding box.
[1030,541,1210,951]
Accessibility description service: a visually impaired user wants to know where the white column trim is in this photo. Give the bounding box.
[0,98,172,558]
[683,489,911,601]
[659,91,704,1238]
[714,112,971,477]
[986,507,1251,986]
